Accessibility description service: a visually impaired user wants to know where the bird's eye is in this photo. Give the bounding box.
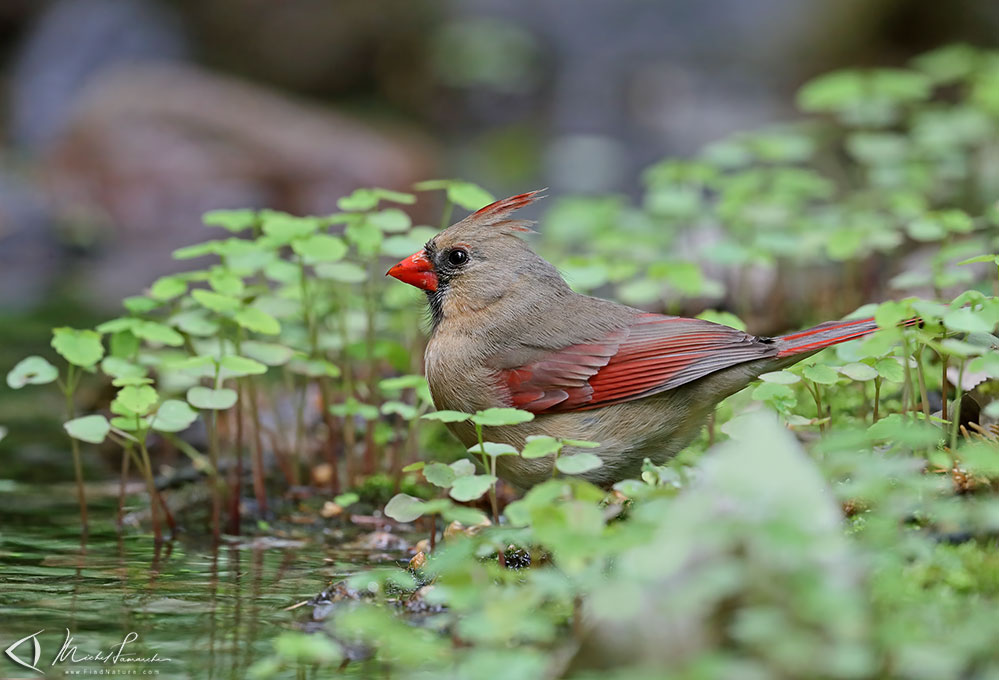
[447,248,469,266]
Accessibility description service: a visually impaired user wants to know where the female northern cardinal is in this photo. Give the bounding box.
[388,190,882,487]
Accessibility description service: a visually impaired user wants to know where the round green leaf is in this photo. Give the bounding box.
[7,356,58,388]
[151,400,199,433]
[839,362,879,381]
[802,364,840,385]
[450,459,476,477]
[191,289,241,314]
[368,209,411,233]
[219,355,268,377]
[132,321,185,347]
[449,474,496,502]
[112,384,159,417]
[291,234,347,263]
[100,357,147,380]
[51,328,104,368]
[203,208,256,232]
[187,386,238,410]
[470,441,519,457]
[759,370,801,385]
[64,415,110,444]
[384,493,426,522]
[314,262,368,283]
[234,307,281,335]
[149,275,188,301]
[240,341,294,366]
[521,435,562,459]
[423,462,456,488]
[555,452,604,475]
[208,269,245,296]
[471,408,535,427]
[422,410,472,423]
[287,358,341,378]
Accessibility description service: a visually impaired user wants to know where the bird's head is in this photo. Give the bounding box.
[387,190,568,328]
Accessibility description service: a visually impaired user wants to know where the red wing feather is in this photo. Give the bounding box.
[498,314,776,413]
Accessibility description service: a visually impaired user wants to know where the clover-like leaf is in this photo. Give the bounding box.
[151,400,199,433]
[203,208,257,232]
[555,452,603,475]
[384,493,426,522]
[7,356,58,389]
[314,262,368,283]
[64,415,111,444]
[470,441,519,457]
[191,289,241,314]
[520,435,562,459]
[450,459,476,477]
[422,410,472,423]
[839,362,879,382]
[132,321,185,347]
[292,234,347,264]
[112,384,159,417]
[423,462,456,488]
[449,474,496,502]
[187,386,238,410]
[471,408,535,427]
[240,341,294,366]
[802,364,840,385]
[149,275,188,301]
[52,328,104,368]
[219,355,268,377]
[759,370,801,385]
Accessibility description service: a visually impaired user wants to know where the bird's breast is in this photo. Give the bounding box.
[424,332,506,416]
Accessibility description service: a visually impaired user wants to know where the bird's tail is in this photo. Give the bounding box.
[774,317,888,358]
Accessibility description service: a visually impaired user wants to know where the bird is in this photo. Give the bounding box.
[387,190,887,488]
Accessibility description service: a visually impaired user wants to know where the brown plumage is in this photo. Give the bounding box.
[388,190,885,488]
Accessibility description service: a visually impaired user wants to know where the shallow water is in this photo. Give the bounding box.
[0,482,386,679]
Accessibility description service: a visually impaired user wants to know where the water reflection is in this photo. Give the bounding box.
[0,484,364,679]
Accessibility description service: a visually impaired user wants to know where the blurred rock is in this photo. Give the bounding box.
[9,0,188,150]
[41,63,436,306]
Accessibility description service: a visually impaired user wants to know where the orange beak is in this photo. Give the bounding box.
[386,250,438,292]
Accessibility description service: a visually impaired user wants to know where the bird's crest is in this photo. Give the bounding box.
[462,189,547,234]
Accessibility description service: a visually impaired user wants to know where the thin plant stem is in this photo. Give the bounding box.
[950,360,966,452]
[136,435,162,543]
[914,346,930,420]
[117,448,130,529]
[940,352,949,423]
[873,377,882,423]
[61,364,89,535]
